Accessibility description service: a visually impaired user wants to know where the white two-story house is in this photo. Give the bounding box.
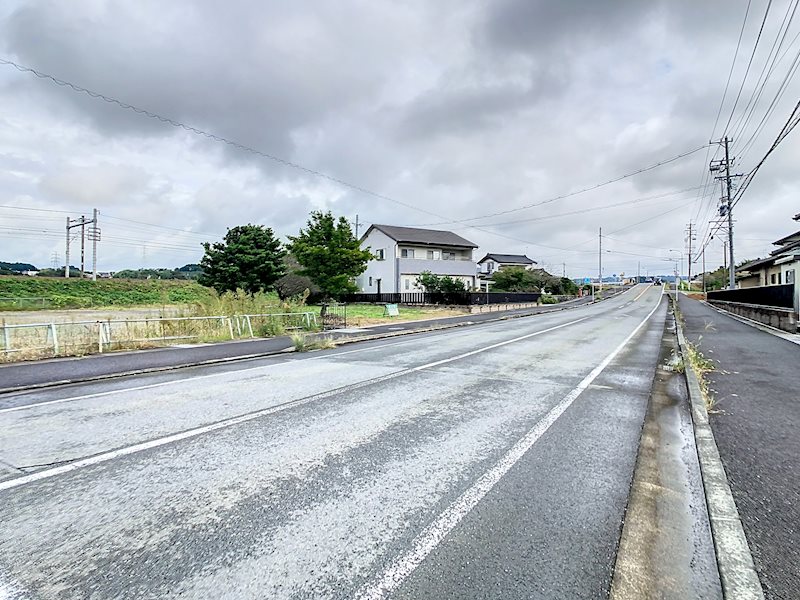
[356,224,478,293]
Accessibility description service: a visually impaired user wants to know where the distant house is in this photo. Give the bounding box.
[477,253,537,278]
[356,224,478,293]
[737,228,800,289]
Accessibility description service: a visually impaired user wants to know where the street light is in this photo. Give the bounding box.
[663,257,680,295]
[668,249,684,290]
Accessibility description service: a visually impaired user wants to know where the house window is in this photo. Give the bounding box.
[375,249,385,260]
[443,251,456,260]
[427,250,434,259]
[778,272,782,284]
[401,248,414,258]
[404,278,410,290]
[771,273,777,284]
[487,261,494,272]
[369,277,373,286]
[787,270,795,284]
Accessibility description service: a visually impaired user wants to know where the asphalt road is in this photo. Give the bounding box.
[0,296,608,392]
[678,296,799,600]
[0,285,665,599]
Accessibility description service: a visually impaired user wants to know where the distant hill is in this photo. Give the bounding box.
[0,261,38,273]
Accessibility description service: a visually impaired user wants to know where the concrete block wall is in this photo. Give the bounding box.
[707,300,798,332]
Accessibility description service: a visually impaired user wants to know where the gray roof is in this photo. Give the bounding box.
[367,224,478,248]
[770,238,800,256]
[477,253,536,265]
[737,256,775,272]
[772,229,800,247]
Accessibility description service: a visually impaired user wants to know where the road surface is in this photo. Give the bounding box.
[0,297,606,393]
[679,296,799,600]
[1,285,665,599]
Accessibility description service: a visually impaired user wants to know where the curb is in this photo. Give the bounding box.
[673,296,764,600]
[0,299,593,395]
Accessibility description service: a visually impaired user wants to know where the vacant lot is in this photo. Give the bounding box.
[329,304,467,326]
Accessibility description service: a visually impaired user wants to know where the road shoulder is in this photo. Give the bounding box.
[611,298,721,599]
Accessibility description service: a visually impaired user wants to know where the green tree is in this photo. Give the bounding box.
[416,271,467,293]
[274,254,320,300]
[287,211,372,299]
[199,224,286,294]
[490,267,540,292]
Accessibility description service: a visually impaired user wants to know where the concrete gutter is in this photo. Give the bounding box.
[674,298,765,599]
[0,291,625,395]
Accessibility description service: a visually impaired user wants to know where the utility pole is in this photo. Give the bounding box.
[65,217,71,278]
[88,209,101,281]
[64,212,96,279]
[598,227,602,292]
[637,261,641,283]
[80,215,86,278]
[562,263,566,277]
[354,214,360,238]
[702,246,706,294]
[723,240,728,270]
[685,222,695,290]
[710,137,738,290]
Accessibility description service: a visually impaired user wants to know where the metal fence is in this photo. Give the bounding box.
[0,311,317,358]
[707,284,795,309]
[343,292,542,305]
[321,303,347,330]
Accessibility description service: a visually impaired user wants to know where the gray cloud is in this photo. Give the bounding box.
[0,0,795,276]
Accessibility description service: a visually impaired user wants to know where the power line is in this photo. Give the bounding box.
[711,0,754,140]
[412,145,709,227]
[0,57,714,270]
[102,215,223,239]
[453,186,703,229]
[0,204,76,214]
[735,36,800,159]
[722,0,774,136]
[732,97,800,208]
[729,0,799,143]
[0,57,450,222]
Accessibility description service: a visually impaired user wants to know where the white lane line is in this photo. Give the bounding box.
[354,293,664,600]
[0,317,589,492]
[0,335,458,414]
[0,286,627,414]
[633,285,651,302]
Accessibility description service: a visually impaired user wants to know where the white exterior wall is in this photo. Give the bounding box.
[356,229,398,292]
[780,259,800,313]
[357,232,478,293]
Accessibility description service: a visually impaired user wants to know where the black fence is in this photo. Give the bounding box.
[707,284,795,309]
[343,292,542,306]
[321,303,347,330]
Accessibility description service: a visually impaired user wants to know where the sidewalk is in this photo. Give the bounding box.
[678,296,799,600]
[0,298,595,393]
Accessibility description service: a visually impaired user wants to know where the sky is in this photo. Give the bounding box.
[0,0,798,279]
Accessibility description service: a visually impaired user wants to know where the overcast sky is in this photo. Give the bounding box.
[1,0,798,278]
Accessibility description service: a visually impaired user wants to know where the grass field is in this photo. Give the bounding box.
[330,304,467,326]
[0,276,215,309]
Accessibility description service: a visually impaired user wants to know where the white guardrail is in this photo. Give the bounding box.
[0,312,317,356]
